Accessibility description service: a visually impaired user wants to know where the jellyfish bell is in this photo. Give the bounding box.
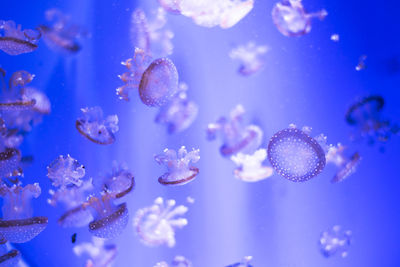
[139,57,179,107]
[345,95,384,126]
[324,144,361,183]
[58,204,93,228]
[220,125,263,156]
[219,0,254,29]
[331,152,360,183]
[267,125,326,182]
[102,163,135,199]
[20,87,51,115]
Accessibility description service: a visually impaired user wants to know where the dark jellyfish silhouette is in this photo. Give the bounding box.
[0,20,40,55]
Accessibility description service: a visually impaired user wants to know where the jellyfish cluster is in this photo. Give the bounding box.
[319,225,352,258]
[229,42,269,76]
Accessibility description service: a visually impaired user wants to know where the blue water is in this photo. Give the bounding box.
[1,0,400,266]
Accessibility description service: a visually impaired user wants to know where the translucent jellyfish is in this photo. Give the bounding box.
[102,162,135,199]
[345,95,399,145]
[134,197,188,247]
[0,20,41,55]
[154,256,193,267]
[139,57,179,107]
[267,125,326,182]
[355,55,367,71]
[47,154,85,187]
[155,146,200,186]
[330,34,339,42]
[226,256,253,267]
[231,149,274,182]
[83,193,129,239]
[155,83,198,134]
[207,105,263,157]
[271,0,327,37]
[178,0,254,29]
[131,8,174,58]
[0,243,20,267]
[76,107,119,145]
[38,8,88,54]
[319,225,352,258]
[0,183,48,243]
[229,42,269,76]
[73,236,117,267]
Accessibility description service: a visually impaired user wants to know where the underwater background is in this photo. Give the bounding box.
[1,0,400,266]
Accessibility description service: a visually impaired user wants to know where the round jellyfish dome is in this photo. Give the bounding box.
[267,127,326,182]
[345,95,384,125]
[0,216,48,243]
[58,205,93,228]
[139,58,179,107]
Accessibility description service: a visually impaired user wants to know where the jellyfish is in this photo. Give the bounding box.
[355,55,367,71]
[229,42,269,76]
[271,0,327,37]
[76,106,119,145]
[207,105,263,157]
[231,149,274,182]
[0,242,20,267]
[330,34,339,42]
[155,83,198,134]
[131,8,174,58]
[319,225,352,258]
[38,8,88,54]
[155,146,200,186]
[345,95,399,145]
[154,256,193,267]
[47,154,85,187]
[102,162,135,199]
[267,124,326,182]
[226,256,253,267]
[134,197,188,247]
[0,183,48,243]
[158,0,182,14]
[73,236,117,267]
[0,20,41,55]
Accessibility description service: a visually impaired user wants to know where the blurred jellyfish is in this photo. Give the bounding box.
[229,42,269,76]
[0,20,41,55]
[154,256,193,267]
[73,236,117,267]
[319,225,352,258]
[178,0,254,29]
[231,149,274,182]
[155,83,198,134]
[158,0,182,14]
[38,8,88,54]
[330,34,339,42]
[0,183,48,243]
[272,0,327,37]
[345,95,399,145]
[207,105,263,157]
[131,8,174,58]
[155,146,200,186]
[226,256,253,267]
[0,242,20,266]
[102,162,135,199]
[267,124,326,182]
[355,55,367,71]
[134,197,188,247]
[76,106,119,145]
[47,154,85,187]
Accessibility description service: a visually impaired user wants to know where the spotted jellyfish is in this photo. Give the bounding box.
[267,124,326,182]
[231,149,274,182]
[134,197,188,247]
[73,236,117,267]
[101,162,135,199]
[229,42,269,76]
[271,0,327,37]
[319,225,352,258]
[155,83,198,134]
[154,256,193,267]
[75,106,119,145]
[207,105,263,157]
[226,256,253,267]
[0,20,41,55]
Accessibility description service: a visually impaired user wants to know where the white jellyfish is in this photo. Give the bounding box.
[231,149,274,182]
[319,225,352,258]
[229,42,269,76]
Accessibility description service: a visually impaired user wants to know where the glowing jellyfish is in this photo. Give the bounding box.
[207,105,263,157]
[102,162,135,199]
[271,0,327,37]
[267,125,326,182]
[319,225,352,258]
[134,197,188,247]
[131,8,174,58]
[0,183,48,243]
[0,20,40,55]
[226,256,253,267]
[155,146,200,186]
[155,256,193,267]
[73,236,117,267]
[155,83,198,134]
[229,42,269,76]
[325,144,361,183]
[0,243,20,267]
[231,149,274,182]
[76,106,119,145]
[39,8,88,54]
[47,154,85,187]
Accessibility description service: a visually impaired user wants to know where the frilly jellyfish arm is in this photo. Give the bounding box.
[47,154,85,187]
[231,149,274,182]
[73,237,117,267]
[102,162,135,199]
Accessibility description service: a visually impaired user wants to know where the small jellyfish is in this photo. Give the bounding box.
[325,144,361,183]
[47,154,85,187]
[207,105,263,157]
[0,243,20,267]
[82,193,129,239]
[229,42,269,76]
[319,225,352,258]
[231,149,274,182]
[38,8,88,54]
[0,183,48,243]
[73,236,117,267]
[102,162,135,199]
[267,125,326,182]
[154,256,193,267]
[155,146,200,186]
[0,20,41,55]
[134,197,188,247]
[355,55,367,71]
[330,34,339,42]
[76,106,119,145]
[271,0,327,37]
[155,83,198,134]
[226,256,253,267]
[139,57,179,107]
